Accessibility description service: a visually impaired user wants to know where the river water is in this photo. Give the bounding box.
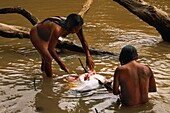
[0,0,170,113]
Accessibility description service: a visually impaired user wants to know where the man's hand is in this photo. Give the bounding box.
[86,56,95,70]
[84,70,96,81]
[59,62,70,73]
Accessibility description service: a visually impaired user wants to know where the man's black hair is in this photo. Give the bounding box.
[65,14,84,31]
[119,45,138,65]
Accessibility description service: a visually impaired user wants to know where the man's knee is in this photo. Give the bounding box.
[43,59,52,68]
[45,56,52,63]
[42,53,53,63]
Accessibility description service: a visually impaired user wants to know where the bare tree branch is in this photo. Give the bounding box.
[0,6,39,25]
[78,0,93,18]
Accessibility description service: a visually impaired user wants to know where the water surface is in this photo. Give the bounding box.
[0,0,170,113]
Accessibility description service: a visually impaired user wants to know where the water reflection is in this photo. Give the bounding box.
[35,76,61,113]
[0,62,37,113]
[1,41,169,112]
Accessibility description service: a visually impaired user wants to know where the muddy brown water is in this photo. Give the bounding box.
[0,0,170,113]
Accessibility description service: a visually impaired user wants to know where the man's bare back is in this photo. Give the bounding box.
[113,45,156,106]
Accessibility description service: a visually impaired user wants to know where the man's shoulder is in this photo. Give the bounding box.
[138,63,153,76]
[138,63,151,70]
[116,66,126,72]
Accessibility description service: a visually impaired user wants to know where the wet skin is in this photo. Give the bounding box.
[30,20,94,77]
[113,60,157,106]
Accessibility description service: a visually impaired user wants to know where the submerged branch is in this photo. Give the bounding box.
[57,37,117,57]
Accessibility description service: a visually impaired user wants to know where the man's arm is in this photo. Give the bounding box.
[77,28,94,70]
[48,25,69,73]
[113,67,120,95]
[148,67,157,92]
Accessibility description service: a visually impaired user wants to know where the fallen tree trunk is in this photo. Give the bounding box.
[0,23,30,38]
[113,0,170,42]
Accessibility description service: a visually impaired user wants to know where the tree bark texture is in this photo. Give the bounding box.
[113,0,170,42]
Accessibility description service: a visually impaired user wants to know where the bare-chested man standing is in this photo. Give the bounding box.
[113,45,157,106]
[30,14,94,77]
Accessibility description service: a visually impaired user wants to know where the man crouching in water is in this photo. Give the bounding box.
[30,14,94,77]
[113,45,157,106]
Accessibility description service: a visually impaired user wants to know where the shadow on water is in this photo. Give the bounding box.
[35,76,65,113]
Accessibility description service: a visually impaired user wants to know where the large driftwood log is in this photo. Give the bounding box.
[113,0,170,42]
